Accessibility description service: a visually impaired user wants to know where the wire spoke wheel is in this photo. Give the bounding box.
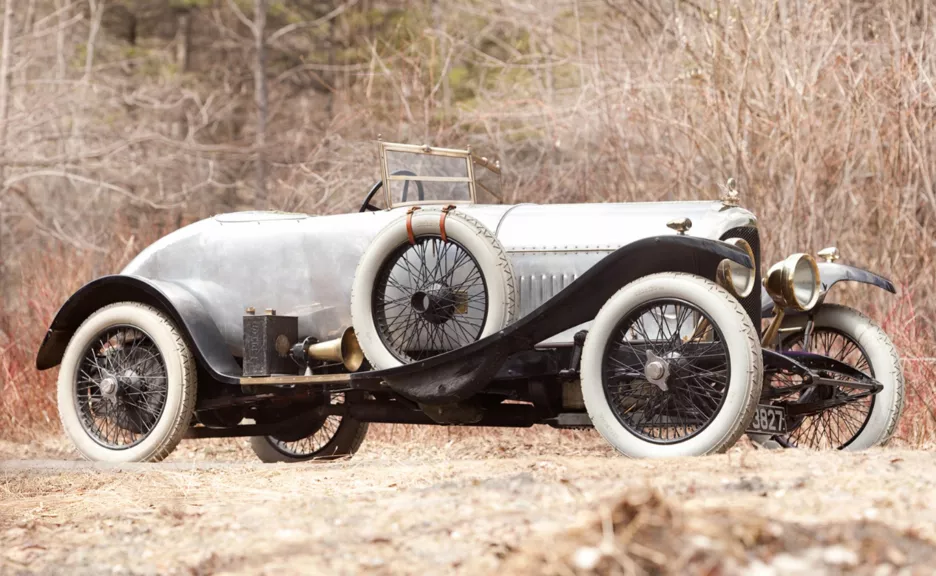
[779,328,875,450]
[74,325,169,450]
[601,299,731,444]
[266,393,348,457]
[372,235,488,363]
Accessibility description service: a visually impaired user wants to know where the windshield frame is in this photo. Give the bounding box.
[378,142,478,208]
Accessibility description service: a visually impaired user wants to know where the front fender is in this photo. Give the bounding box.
[761,262,896,317]
[817,262,895,294]
[36,275,241,384]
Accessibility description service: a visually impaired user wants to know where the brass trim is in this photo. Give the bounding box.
[472,154,502,175]
[392,199,474,208]
[381,142,472,156]
[240,373,353,386]
[715,237,755,298]
[305,327,365,372]
[817,246,841,263]
[666,218,692,235]
[689,317,711,341]
[465,143,478,202]
[387,175,472,183]
[721,177,741,207]
[761,305,786,347]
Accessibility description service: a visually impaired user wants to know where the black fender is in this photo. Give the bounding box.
[817,262,895,294]
[36,275,241,384]
[356,235,753,404]
[761,262,896,318]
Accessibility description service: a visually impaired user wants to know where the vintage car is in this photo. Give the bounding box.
[35,142,904,462]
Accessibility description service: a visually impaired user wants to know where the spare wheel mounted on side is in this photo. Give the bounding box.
[351,208,517,369]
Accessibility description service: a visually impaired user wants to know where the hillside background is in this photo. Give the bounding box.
[0,0,933,438]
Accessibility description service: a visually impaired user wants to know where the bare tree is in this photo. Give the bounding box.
[0,0,14,293]
[254,0,268,209]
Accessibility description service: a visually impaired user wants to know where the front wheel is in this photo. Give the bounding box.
[581,273,763,458]
[776,304,904,450]
[57,302,197,462]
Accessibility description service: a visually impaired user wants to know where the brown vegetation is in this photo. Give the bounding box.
[0,0,934,439]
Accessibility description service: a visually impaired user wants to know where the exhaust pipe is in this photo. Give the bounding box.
[305,327,365,372]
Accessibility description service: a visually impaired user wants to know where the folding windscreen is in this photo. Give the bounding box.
[379,142,503,207]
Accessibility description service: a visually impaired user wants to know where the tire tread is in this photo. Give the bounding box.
[59,302,197,463]
[582,272,763,457]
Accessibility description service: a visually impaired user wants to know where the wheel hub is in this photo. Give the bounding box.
[644,350,670,391]
[98,376,118,397]
[411,283,459,325]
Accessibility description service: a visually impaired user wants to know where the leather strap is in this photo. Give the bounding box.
[406,206,421,245]
[440,205,456,243]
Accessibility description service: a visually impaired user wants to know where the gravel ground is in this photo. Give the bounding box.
[1,432,935,575]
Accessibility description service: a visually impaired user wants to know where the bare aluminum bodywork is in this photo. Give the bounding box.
[122,201,757,356]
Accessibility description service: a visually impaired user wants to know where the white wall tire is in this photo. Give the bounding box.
[581,273,763,458]
[780,304,904,450]
[57,302,197,463]
[250,392,369,463]
[250,421,368,463]
[351,209,517,369]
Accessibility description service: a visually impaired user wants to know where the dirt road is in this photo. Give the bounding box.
[2,432,936,574]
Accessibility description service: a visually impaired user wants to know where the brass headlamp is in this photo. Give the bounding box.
[716,238,756,299]
[761,253,821,346]
[764,253,821,311]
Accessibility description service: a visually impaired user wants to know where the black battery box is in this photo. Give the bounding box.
[242,310,298,377]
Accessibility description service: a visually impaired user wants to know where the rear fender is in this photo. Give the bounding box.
[36,275,241,384]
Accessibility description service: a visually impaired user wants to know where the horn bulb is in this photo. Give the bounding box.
[305,328,365,372]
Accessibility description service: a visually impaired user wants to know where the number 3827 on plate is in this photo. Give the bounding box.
[747,404,787,434]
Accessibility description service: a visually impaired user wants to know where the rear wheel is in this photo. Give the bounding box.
[581,273,763,458]
[776,304,904,450]
[250,393,368,463]
[57,302,197,463]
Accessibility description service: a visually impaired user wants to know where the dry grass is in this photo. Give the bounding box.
[504,488,936,574]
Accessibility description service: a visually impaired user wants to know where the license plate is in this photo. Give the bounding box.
[746,404,787,434]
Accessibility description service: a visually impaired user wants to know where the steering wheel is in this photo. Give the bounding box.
[359,170,425,213]
[396,170,424,203]
[359,180,383,212]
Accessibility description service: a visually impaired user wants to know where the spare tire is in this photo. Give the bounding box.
[351,209,517,369]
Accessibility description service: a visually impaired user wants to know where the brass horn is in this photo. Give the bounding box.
[305,328,365,372]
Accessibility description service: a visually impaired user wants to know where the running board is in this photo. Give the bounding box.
[239,373,353,386]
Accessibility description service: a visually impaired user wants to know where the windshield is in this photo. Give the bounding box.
[379,142,501,207]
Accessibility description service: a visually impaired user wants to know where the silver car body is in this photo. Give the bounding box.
[123,201,757,357]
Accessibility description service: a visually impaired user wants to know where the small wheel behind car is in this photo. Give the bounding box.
[580,273,763,458]
[249,393,369,463]
[351,209,517,369]
[56,302,197,463]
